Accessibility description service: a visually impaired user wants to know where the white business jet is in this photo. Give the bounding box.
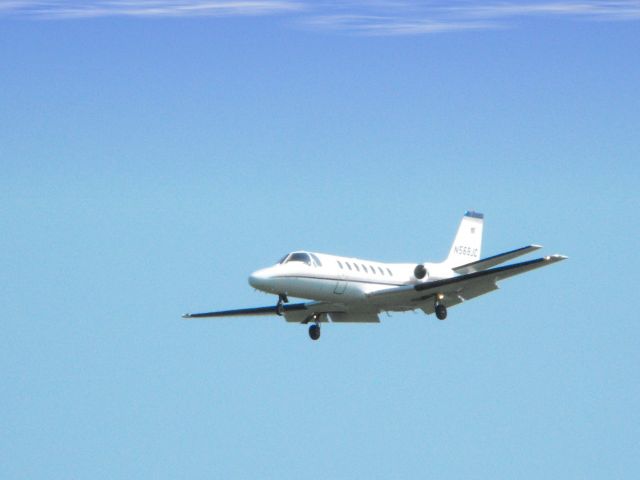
[183,212,566,340]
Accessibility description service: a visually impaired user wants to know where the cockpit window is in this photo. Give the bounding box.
[278,254,289,264]
[310,253,322,267]
[286,252,312,265]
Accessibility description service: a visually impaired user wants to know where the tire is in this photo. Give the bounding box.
[309,324,321,340]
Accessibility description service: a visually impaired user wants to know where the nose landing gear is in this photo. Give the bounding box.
[275,294,289,316]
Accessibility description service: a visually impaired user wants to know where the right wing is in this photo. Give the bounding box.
[368,254,567,313]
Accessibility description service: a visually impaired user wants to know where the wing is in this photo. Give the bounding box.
[183,301,349,323]
[182,303,307,318]
[368,254,567,314]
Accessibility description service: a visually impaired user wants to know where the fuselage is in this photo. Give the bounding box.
[249,251,454,309]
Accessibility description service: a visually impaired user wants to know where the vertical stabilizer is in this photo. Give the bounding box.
[445,211,484,267]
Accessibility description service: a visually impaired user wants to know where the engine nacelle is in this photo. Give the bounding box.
[414,264,427,280]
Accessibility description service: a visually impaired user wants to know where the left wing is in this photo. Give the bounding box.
[183,301,351,323]
[183,303,308,318]
[368,254,567,313]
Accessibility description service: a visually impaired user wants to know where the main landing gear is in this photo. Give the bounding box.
[276,294,288,316]
[435,304,447,320]
[434,293,447,320]
[308,323,321,341]
[303,313,322,341]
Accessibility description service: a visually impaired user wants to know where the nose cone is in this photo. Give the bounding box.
[249,268,271,291]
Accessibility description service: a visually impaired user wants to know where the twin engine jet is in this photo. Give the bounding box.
[183,212,566,340]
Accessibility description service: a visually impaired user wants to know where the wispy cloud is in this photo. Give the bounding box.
[301,1,640,35]
[453,1,640,20]
[303,13,496,36]
[1,1,639,35]
[0,1,302,19]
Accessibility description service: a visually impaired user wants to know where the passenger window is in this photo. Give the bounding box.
[378,267,385,275]
[354,264,360,272]
[337,261,343,269]
[346,262,352,270]
[362,265,368,273]
[387,268,393,276]
[370,265,376,273]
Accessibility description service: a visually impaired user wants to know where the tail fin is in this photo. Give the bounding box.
[444,211,484,268]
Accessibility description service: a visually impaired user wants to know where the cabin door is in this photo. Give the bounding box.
[334,272,348,295]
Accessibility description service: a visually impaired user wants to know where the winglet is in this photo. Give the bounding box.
[182,313,192,319]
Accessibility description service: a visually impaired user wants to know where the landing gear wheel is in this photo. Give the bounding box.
[435,304,447,320]
[309,324,321,341]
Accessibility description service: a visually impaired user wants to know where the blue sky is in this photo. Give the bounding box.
[1,1,639,479]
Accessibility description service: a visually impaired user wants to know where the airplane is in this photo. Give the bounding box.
[183,211,566,340]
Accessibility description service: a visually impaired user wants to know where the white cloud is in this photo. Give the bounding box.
[0,1,302,19]
[303,1,640,35]
[304,14,495,36]
[1,0,639,34]
[454,1,640,20]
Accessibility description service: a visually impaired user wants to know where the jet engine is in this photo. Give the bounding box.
[414,264,427,280]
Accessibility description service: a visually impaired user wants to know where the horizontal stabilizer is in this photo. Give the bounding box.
[453,245,542,274]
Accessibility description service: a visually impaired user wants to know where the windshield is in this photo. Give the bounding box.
[286,252,312,265]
